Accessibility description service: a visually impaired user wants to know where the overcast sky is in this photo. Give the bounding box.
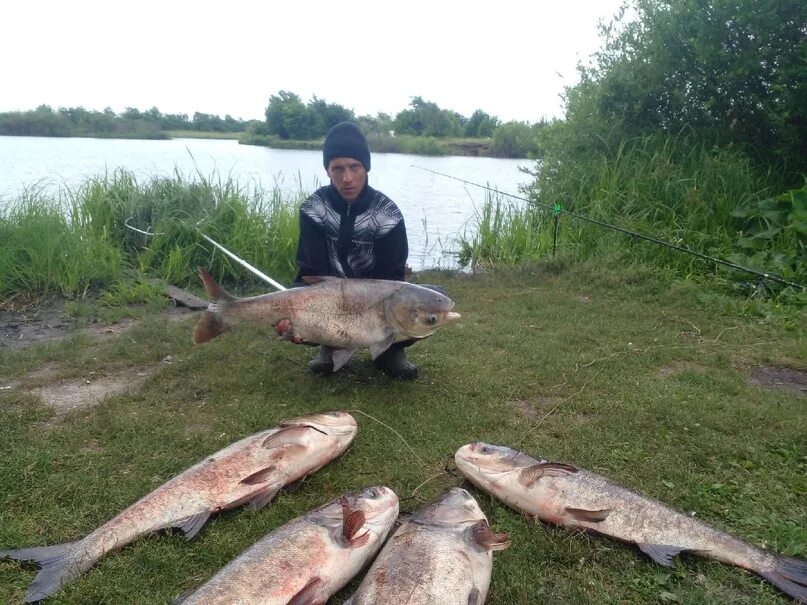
[2,0,627,123]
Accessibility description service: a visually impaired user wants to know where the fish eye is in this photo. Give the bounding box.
[427,315,437,325]
[367,487,380,498]
[481,445,491,454]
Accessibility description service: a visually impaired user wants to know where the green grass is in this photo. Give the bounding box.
[0,171,303,301]
[0,261,805,604]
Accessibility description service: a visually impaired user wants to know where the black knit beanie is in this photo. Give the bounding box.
[322,122,371,171]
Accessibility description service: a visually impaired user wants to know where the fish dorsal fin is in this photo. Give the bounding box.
[519,462,578,487]
[564,507,611,523]
[368,331,397,360]
[637,542,684,567]
[470,520,511,551]
[340,496,369,547]
[286,576,327,605]
[174,509,212,539]
[301,275,341,285]
[331,348,357,372]
[240,465,278,486]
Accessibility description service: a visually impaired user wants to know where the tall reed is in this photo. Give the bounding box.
[0,170,304,299]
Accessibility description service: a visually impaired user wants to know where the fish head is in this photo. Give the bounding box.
[411,487,486,526]
[386,284,461,339]
[455,442,540,487]
[343,485,400,536]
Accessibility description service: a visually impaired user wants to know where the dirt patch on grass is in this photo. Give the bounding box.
[508,396,564,418]
[33,364,159,416]
[747,366,807,397]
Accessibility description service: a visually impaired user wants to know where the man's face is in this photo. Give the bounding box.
[327,157,367,202]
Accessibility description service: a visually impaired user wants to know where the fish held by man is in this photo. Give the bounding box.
[455,442,807,604]
[0,412,358,603]
[173,486,400,605]
[343,487,510,605]
[192,267,460,371]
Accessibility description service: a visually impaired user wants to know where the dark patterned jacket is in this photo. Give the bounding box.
[293,183,408,285]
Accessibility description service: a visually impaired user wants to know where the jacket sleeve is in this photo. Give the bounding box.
[294,209,332,285]
[371,219,409,281]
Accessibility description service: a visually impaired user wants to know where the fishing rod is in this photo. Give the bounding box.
[414,165,806,291]
[123,218,287,291]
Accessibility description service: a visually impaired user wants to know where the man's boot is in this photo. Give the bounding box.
[308,345,334,375]
[375,346,418,379]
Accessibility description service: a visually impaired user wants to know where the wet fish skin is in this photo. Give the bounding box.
[345,487,510,605]
[455,442,807,604]
[0,412,358,603]
[174,485,400,605]
[193,268,460,370]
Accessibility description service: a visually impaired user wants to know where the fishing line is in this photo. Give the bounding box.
[413,165,805,291]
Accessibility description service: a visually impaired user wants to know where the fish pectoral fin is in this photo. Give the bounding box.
[564,507,611,523]
[246,482,284,510]
[175,510,212,539]
[339,496,370,547]
[331,348,357,372]
[637,542,684,567]
[519,462,578,487]
[369,332,397,360]
[286,576,327,605]
[261,426,312,450]
[470,520,512,551]
[240,465,278,485]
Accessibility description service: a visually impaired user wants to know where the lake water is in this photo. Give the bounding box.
[0,136,534,270]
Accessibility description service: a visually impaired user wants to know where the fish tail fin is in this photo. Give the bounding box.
[759,554,807,603]
[193,266,235,344]
[1,542,82,603]
[193,311,230,344]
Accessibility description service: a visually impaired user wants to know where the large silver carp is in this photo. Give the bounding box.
[192,268,460,371]
[455,442,807,604]
[1,412,358,603]
[344,487,510,605]
[174,486,399,605]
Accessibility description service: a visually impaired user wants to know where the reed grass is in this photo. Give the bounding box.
[460,134,805,296]
[0,170,304,300]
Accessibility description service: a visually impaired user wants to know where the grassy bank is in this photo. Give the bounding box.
[458,135,807,300]
[166,130,242,140]
[0,262,805,604]
[240,133,508,158]
[0,171,303,301]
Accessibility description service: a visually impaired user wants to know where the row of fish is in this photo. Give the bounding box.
[3,413,806,603]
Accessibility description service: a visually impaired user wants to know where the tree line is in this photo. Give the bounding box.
[0,105,258,139]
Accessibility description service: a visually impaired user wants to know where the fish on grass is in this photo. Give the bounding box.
[344,487,510,605]
[455,442,807,604]
[192,267,460,371]
[0,412,358,603]
[174,486,400,605]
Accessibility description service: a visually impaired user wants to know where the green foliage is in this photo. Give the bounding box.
[465,110,500,138]
[457,192,551,268]
[264,91,355,140]
[0,105,252,138]
[569,0,807,184]
[392,96,467,137]
[0,171,305,299]
[490,121,546,159]
[731,181,807,282]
